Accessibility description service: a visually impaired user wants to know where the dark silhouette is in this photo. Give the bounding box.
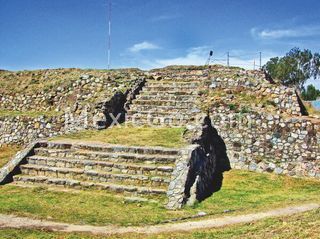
[184,116,231,202]
[295,90,309,116]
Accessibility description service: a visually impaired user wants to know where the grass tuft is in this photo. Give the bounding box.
[51,125,187,148]
[0,109,61,118]
[0,145,21,168]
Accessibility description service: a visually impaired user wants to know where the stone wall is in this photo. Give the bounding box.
[0,110,96,146]
[209,71,302,116]
[210,110,320,178]
[0,88,139,146]
[202,66,319,178]
[0,115,64,146]
[166,145,197,209]
[0,69,146,146]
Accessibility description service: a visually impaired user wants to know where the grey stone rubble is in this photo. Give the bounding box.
[211,112,320,178]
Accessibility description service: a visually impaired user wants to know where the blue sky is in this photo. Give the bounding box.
[0,0,320,87]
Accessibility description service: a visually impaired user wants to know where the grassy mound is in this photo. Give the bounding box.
[51,125,187,148]
[0,68,141,95]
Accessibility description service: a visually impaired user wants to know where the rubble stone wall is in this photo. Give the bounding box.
[0,69,145,146]
[210,110,320,178]
[209,73,302,116]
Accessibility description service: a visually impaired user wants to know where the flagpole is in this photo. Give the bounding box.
[107,0,111,70]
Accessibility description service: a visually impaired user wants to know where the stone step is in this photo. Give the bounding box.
[151,72,207,78]
[20,164,170,188]
[129,105,192,112]
[145,81,200,89]
[149,74,206,79]
[138,91,197,96]
[45,142,180,156]
[145,82,201,87]
[127,109,198,117]
[141,87,198,95]
[34,148,177,164]
[136,94,197,101]
[142,86,198,92]
[27,155,174,177]
[160,77,207,82]
[126,115,190,126]
[132,99,195,107]
[13,175,167,195]
[147,78,202,83]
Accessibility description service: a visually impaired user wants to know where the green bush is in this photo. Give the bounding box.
[301,84,320,101]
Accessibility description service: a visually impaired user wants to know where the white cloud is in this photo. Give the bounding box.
[251,25,320,39]
[154,46,210,67]
[257,29,297,39]
[128,41,160,53]
[151,14,180,22]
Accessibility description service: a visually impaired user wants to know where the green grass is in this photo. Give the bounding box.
[155,209,320,239]
[51,125,187,148]
[0,170,319,227]
[0,185,179,227]
[0,145,21,168]
[0,109,60,118]
[0,208,319,238]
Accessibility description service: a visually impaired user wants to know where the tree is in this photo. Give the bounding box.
[301,84,320,101]
[263,48,320,89]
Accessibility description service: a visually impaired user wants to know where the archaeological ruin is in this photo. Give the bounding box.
[0,65,319,209]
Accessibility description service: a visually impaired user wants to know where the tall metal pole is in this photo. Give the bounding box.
[107,0,111,70]
[227,52,230,67]
[259,52,262,69]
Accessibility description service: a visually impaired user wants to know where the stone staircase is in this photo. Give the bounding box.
[126,71,207,126]
[7,69,211,208]
[12,141,181,197]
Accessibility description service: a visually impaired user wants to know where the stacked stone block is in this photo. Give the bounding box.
[126,70,207,126]
[13,141,182,197]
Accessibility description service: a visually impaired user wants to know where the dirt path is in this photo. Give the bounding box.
[0,203,318,235]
